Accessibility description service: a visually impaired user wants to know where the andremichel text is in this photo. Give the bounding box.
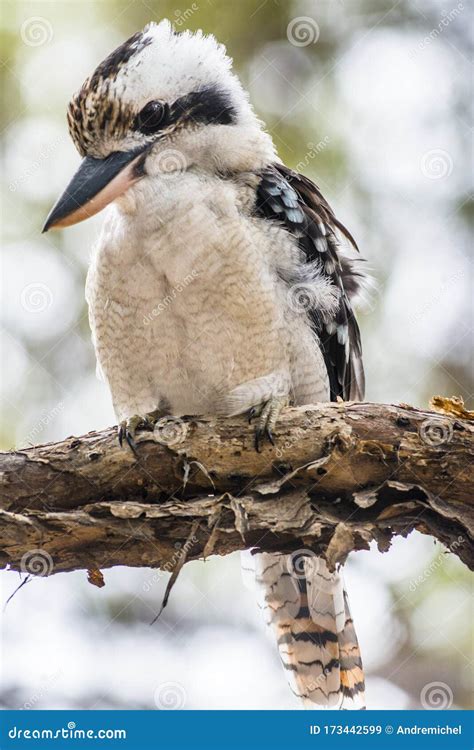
[396,725,462,735]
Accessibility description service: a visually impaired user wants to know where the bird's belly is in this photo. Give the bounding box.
[87,201,330,421]
[142,285,288,416]
[88,261,290,420]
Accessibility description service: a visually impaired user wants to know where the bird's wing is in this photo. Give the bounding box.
[255,162,365,402]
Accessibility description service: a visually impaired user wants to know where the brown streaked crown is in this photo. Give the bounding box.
[66,29,152,157]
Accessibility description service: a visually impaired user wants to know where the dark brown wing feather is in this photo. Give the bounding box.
[255,162,365,402]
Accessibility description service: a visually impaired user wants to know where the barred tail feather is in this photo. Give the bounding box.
[243,551,365,709]
[338,589,366,709]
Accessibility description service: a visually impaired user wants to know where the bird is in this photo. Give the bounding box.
[44,20,367,709]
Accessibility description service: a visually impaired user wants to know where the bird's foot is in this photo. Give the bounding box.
[248,395,288,452]
[118,408,164,455]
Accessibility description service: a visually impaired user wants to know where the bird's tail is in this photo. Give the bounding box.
[242,551,365,709]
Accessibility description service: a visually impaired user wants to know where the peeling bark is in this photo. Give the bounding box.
[1,400,472,578]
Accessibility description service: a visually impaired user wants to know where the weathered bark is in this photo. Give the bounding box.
[1,399,472,579]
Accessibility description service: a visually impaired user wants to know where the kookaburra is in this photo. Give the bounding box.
[44,21,367,709]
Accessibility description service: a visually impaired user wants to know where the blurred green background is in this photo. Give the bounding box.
[1,0,472,710]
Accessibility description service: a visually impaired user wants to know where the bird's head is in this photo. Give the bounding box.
[44,20,274,231]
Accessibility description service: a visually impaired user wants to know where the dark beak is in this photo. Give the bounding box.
[42,146,149,232]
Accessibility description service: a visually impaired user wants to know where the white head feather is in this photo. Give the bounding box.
[113,21,252,119]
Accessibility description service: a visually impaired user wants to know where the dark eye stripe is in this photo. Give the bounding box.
[133,85,237,139]
[172,85,237,126]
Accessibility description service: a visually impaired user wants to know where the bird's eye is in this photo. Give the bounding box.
[134,101,169,134]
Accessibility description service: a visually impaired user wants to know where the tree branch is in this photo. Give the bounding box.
[1,400,472,579]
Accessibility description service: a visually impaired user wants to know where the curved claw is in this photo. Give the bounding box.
[118,424,138,456]
[118,409,166,456]
[125,431,138,455]
[118,416,143,456]
[254,425,275,452]
[250,396,286,452]
[248,407,258,425]
[266,427,275,446]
